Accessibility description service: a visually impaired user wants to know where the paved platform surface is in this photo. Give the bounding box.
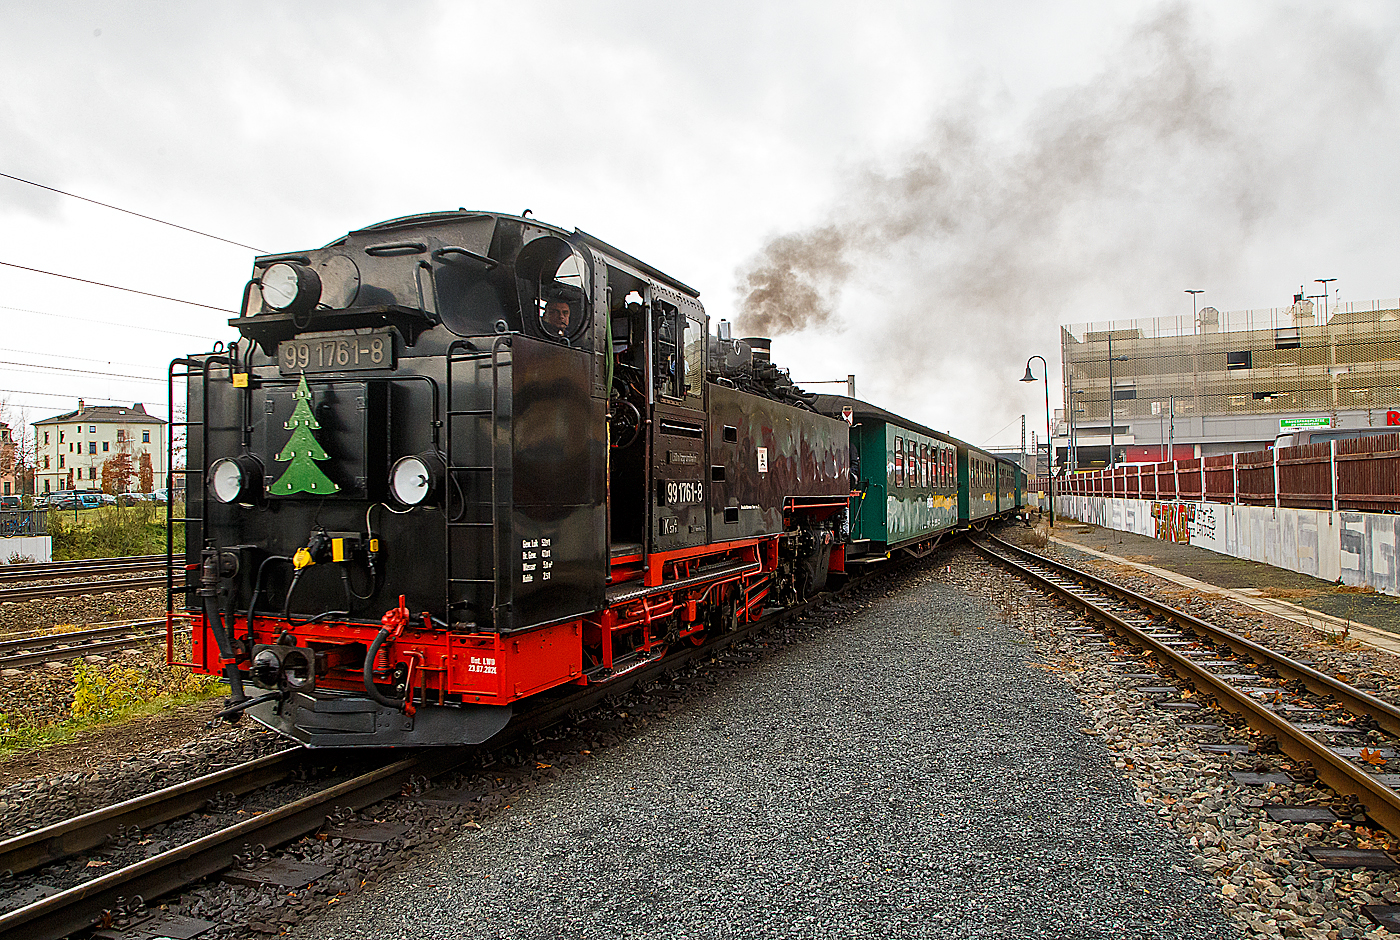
[1050,523,1400,647]
[295,569,1239,940]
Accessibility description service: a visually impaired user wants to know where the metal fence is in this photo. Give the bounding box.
[1060,432,1400,513]
[0,511,48,538]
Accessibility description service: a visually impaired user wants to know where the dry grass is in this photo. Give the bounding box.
[1122,554,1157,564]
[1254,587,1323,600]
[1026,522,1051,549]
[1333,584,1379,595]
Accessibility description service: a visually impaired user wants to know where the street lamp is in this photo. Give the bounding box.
[1181,289,1204,334]
[1071,390,1087,470]
[1186,289,1203,333]
[1316,278,1336,319]
[1106,331,1129,473]
[1021,356,1052,527]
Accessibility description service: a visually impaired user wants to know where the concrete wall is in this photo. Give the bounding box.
[0,536,52,564]
[1055,494,1399,597]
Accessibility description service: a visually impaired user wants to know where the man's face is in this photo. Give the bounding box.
[544,301,571,333]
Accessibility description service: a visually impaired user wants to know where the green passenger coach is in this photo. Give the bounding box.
[810,394,1029,560]
[813,396,959,557]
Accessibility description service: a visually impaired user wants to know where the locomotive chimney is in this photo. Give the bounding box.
[741,337,772,364]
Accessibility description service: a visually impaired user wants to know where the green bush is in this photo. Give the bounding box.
[48,503,185,560]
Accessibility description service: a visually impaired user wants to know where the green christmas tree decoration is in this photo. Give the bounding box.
[270,373,341,496]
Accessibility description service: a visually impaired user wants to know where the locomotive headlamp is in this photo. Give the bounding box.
[250,648,282,689]
[388,451,446,507]
[280,647,316,692]
[248,645,317,692]
[260,262,322,317]
[209,455,264,505]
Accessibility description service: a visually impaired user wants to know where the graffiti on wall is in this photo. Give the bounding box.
[1080,497,1109,528]
[1194,503,1219,542]
[1152,502,1192,543]
[1056,495,1399,598]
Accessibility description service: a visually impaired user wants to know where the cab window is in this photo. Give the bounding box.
[654,301,684,399]
[682,312,704,402]
[516,236,591,343]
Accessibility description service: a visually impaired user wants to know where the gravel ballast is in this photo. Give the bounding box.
[294,566,1238,939]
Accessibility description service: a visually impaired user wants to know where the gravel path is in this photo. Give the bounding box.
[295,568,1238,940]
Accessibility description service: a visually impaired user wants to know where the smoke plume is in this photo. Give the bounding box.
[734,4,1386,437]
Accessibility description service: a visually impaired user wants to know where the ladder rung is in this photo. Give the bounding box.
[448,521,492,528]
[448,409,491,417]
[449,577,494,585]
[447,466,491,472]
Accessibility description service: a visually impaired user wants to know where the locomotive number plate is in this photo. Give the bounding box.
[664,480,704,506]
[278,330,395,374]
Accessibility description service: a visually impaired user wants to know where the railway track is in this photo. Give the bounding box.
[972,533,1400,836]
[0,557,911,940]
[0,576,167,604]
[0,556,165,583]
[0,620,173,669]
[0,556,167,604]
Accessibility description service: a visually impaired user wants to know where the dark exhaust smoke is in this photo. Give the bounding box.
[732,4,1385,432]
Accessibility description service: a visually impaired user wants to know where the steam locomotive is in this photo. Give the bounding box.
[170,210,1026,747]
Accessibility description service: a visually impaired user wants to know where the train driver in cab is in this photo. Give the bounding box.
[543,297,572,336]
[541,282,584,339]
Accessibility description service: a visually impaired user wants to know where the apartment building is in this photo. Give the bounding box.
[33,401,167,494]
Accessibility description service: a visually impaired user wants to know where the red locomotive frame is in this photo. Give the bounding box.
[179,529,819,710]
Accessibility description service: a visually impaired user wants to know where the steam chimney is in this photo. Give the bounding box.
[741,337,772,363]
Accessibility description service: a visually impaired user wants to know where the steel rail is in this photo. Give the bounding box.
[0,576,166,603]
[0,552,933,940]
[980,534,1400,737]
[0,556,165,583]
[0,749,304,876]
[972,536,1400,837]
[0,620,170,654]
[0,752,462,940]
[0,631,165,668]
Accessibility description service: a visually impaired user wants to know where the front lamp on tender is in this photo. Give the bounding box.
[388,451,446,507]
[209,455,264,505]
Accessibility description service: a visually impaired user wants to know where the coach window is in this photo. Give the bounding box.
[894,436,904,487]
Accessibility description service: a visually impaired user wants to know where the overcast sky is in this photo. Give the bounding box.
[1,0,1398,451]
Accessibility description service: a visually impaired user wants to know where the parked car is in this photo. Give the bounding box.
[0,496,19,511]
[48,491,101,510]
[32,495,49,510]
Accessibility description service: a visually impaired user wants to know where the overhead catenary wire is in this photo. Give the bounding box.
[0,360,165,383]
[0,388,161,404]
[0,171,266,253]
[0,304,220,341]
[0,346,171,372]
[979,416,1025,448]
[0,260,237,313]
